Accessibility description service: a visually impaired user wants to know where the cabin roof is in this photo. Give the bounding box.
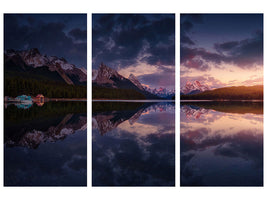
[36,94,44,98]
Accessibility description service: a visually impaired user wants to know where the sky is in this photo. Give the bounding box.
[180,14,263,89]
[4,14,87,69]
[92,14,175,90]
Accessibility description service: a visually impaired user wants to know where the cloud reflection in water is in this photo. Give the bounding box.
[92,102,175,186]
[180,102,263,186]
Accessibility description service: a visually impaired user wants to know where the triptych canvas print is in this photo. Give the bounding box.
[3,13,263,187]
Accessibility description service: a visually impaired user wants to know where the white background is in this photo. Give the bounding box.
[0,0,266,199]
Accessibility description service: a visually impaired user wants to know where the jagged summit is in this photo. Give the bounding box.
[94,63,124,85]
[143,85,175,98]
[4,48,87,85]
[128,73,144,91]
[181,80,210,94]
[92,63,162,99]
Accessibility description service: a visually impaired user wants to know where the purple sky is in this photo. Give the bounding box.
[181,14,263,89]
[4,14,87,69]
[92,14,175,90]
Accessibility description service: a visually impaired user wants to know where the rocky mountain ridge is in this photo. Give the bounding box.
[5,48,87,85]
[181,80,210,95]
[93,63,174,99]
[143,86,175,98]
[93,63,161,99]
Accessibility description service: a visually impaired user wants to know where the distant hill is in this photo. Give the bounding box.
[181,85,263,100]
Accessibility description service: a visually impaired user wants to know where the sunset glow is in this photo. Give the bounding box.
[180,14,263,89]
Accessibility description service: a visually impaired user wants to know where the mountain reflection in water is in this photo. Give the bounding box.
[180,102,263,186]
[4,102,87,186]
[92,102,175,186]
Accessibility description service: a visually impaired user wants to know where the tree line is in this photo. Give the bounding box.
[5,76,87,98]
[93,86,146,100]
[181,85,263,100]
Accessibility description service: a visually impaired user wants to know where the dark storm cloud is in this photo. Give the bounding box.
[214,41,240,52]
[181,31,263,70]
[181,35,195,46]
[141,44,175,66]
[69,28,87,40]
[138,72,175,89]
[181,20,193,32]
[92,14,175,70]
[182,14,204,24]
[215,30,263,67]
[180,20,195,45]
[180,14,204,46]
[180,14,263,71]
[4,14,87,68]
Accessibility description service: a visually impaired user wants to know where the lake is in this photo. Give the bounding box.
[92,101,175,186]
[4,101,87,186]
[180,101,263,186]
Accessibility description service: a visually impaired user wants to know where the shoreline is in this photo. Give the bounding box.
[180,99,263,102]
[92,99,175,102]
[5,98,87,103]
[48,98,87,102]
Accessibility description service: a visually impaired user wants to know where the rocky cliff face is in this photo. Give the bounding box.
[128,74,145,91]
[94,63,124,86]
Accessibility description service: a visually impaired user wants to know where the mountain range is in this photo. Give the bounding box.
[93,63,173,99]
[181,80,210,95]
[143,86,175,99]
[5,48,87,85]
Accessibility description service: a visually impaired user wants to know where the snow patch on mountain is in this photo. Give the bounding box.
[143,86,175,98]
[54,59,75,70]
[181,81,210,94]
[5,48,87,84]
[19,48,49,67]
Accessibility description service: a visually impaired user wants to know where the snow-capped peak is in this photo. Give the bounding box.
[143,86,175,98]
[181,80,209,94]
[19,48,49,67]
[5,48,87,84]
[54,58,74,70]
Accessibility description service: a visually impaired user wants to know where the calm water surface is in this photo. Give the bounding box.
[180,102,263,186]
[92,102,175,186]
[4,101,87,186]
